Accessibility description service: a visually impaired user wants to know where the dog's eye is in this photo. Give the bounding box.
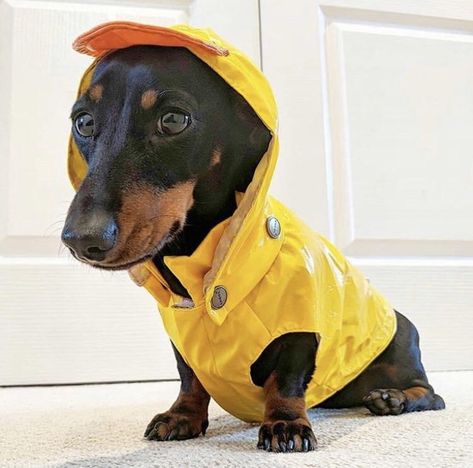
[157,112,190,135]
[74,112,95,138]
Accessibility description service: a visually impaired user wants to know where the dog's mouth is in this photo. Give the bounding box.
[73,252,150,271]
[71,248,153,271]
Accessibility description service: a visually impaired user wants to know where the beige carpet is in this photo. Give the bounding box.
[1,371,472,467]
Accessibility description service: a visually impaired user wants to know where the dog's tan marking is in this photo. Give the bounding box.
[403,386,430,400]
[106,181,195,266]
[263,373,308,422]
[141,89,158,110]
[157,181,195,217]
[89,84,103,103]
[210,148,222,167]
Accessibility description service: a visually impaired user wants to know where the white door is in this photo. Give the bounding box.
[261,0,473,371]
[0,0,261,385]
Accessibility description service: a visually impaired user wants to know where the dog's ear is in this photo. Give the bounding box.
[229,92,272,192]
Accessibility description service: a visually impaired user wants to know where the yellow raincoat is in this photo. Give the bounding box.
[68,21,397,423]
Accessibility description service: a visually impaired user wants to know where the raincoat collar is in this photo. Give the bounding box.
[68,21,280,326]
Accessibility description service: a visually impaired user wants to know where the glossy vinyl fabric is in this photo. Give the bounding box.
[68,21,397,423]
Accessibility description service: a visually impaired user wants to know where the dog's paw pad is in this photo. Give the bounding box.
[363,388,406,416]
[257,419,317,453]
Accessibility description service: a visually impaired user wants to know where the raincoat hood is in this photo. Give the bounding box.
[68,21,279,324]
[68,22,396,423]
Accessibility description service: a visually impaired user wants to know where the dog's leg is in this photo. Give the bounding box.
[319,311,445,415]
[363,311,445,416]
[145,343,210,441]
[257,334,317,453]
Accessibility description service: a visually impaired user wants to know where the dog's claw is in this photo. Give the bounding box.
[263,438,271,451]
[302,438,309,452]
[201,419,209,436]
[146,427,157,440]
[257,420,317,453]
[144,421,154,438]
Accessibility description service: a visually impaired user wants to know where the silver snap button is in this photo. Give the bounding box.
[211,286,227,310]
[266,216,281,239]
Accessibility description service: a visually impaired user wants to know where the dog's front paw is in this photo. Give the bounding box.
[144,410,209,441]
[257,419,317,453]
[363,388,406,416]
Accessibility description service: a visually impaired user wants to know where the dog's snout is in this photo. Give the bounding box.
[62,211,118,262]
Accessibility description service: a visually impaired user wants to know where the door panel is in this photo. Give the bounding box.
[326,16,473,255]
[261,0,473,371]
[0,0,260,385]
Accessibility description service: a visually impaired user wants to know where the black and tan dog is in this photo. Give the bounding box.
[62,22,445,453]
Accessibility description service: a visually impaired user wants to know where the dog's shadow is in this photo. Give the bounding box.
[55,408,372,467]
[203,407,373,449]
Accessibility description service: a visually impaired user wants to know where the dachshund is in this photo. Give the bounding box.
[62,45,445,453]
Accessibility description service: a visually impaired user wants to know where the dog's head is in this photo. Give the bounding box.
[62,45,270,270]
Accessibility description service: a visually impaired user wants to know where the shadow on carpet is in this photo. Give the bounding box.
[52,405,472,468]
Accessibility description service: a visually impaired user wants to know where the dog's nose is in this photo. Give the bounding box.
[62,212,118,262]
